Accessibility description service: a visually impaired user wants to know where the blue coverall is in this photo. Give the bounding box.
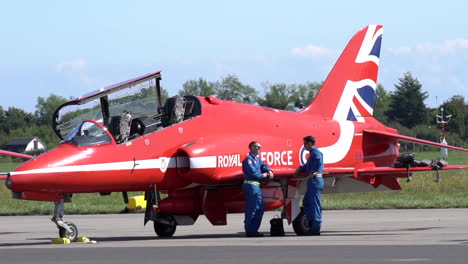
[298,147,324,233]
[242,152,272,235]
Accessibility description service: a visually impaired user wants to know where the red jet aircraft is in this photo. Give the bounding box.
[1,25,467,240]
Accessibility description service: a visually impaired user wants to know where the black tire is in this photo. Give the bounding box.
[154,213,177,238]
[59,222,78,241]
[292,209,310,236]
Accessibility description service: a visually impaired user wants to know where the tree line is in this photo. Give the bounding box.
[0,71,466,153]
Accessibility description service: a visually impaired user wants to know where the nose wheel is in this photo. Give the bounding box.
[58,221,79,241]
[52,196,79,241]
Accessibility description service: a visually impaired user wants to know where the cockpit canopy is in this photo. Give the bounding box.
[62,120,112,147]
[53,71,202,145]
[53,71,162,140]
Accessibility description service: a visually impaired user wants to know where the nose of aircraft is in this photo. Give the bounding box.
[5,143,82,193]
[4,173,12,188]
[6,158,54,193]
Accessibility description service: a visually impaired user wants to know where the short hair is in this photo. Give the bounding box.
[249,141,260,148]
[303,136,315,145]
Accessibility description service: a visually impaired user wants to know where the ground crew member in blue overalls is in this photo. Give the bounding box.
[242,141,274,237]
[295,136,324,235]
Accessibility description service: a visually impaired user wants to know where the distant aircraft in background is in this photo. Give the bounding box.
[1,25,467,241]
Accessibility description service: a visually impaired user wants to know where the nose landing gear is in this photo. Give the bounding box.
[52,195,79,241]
[55,220,79,241]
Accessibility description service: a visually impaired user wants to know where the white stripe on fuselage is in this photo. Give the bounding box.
[11,120,355,175]
[189,156,217,168]
[9,158,178,176]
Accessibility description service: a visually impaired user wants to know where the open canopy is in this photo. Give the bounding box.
[53,71,162,140]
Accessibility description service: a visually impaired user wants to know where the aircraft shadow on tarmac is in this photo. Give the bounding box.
[0,226,446,247]
[86,226,444,241]
[90,233,244,241]
[0,240,53,247]
[322,226,443,236]
[443,240,468,245]
[0,232,29,235]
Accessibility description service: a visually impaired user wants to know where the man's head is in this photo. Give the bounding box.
[303,136,315,151]
[248,141,262,155]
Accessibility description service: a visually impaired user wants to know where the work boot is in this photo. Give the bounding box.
[306,220,320,236]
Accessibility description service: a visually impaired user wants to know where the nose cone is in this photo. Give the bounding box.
[8,144,84,193]
[8,156,53,193]
[4,174,12,189]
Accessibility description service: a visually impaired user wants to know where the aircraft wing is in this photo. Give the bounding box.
[354,165,468,175]
[0,150,34,159]
[276,162,468,179]
[364,129,468,152]
[0,150,33,179]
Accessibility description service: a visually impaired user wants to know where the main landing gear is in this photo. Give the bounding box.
[153,212,177,237]
[52,195,79,241]
[292,208,311,236]
[145,185,178,238]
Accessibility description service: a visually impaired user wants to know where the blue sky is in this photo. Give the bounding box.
[1,0,467,113]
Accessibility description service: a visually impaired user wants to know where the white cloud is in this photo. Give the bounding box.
[53,58,96,92]
[382,39,468,107]
[291,45,335,57]
[409,39,468,54]
[414,42,436,53]
[439,39,468,54]
[387,46,411,55]
[55,58,87,73]
[387,39,468,57]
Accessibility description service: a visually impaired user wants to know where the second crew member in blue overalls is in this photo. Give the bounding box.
[295,136,324,235]
[242,141,274,237]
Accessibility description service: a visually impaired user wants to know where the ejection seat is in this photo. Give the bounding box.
[161,96,186,127]
[108,116,122,141]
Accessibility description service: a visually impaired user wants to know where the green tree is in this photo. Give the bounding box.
[465,103,468,140]
[373,83,390,123]
[214,74,257,104]
[160,86,169,103]
[0,106,6,133]
[3,107,36,133]
[257,83,295,111]
[0,130,8,149]
[179,78,215,97]
[135,85,168,108]
[385,72,428,128]
[35,94,68,126]
[291,82,321,110]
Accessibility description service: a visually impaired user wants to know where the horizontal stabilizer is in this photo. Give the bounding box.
[364,130,468,152]
[356,165,468,175]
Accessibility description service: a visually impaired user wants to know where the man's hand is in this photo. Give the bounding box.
[263,171,274,180]
[268,171,274,180]
[294,168,301,177]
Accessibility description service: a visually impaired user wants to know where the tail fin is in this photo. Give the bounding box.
[300,25,383,122]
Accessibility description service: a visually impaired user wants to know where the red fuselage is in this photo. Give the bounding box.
[8,96,398,196]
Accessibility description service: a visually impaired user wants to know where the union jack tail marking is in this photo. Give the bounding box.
[300,25,383,123]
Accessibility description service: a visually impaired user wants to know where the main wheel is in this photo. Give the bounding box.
[59,222,78,241]
[154,213,177,238]
[292,209,310,236]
